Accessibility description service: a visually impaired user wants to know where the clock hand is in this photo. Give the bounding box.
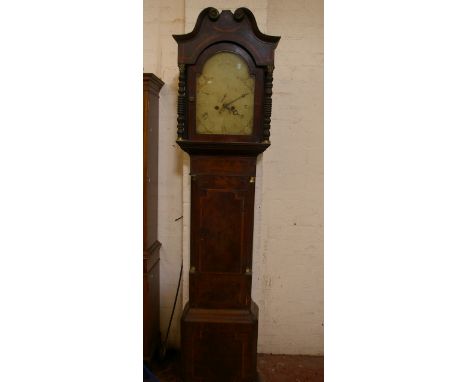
[213,94,228,113]
[223,93,249,108]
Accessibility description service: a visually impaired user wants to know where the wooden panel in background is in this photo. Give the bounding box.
[143,73,164,362]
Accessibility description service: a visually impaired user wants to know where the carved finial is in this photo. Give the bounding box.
[207,7,220,21]
[233,8,246,21]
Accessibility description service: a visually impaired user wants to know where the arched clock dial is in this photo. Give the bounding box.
[196,52,254,135]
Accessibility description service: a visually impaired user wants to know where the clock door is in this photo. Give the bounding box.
[187,42,265,143]
[189,155,255,309]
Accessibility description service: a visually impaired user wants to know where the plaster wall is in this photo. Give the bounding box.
[260,0,324,355]
[144,0,323,354]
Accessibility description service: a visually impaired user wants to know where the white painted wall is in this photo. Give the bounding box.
[259,0,324,355]
[144,0,323,354]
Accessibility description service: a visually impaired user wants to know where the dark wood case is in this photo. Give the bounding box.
[189,156,256,310]
[173,8,279,381]
[183,154,260,382]
[143,73,164,362]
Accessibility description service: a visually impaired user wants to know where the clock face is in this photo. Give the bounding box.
[196,52,255,135]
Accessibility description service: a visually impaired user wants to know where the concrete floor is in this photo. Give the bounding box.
[148,350,324,382]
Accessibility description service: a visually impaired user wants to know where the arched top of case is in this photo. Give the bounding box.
[173,7,280,66]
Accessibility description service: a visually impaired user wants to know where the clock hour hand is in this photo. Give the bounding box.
[214,94,227,113]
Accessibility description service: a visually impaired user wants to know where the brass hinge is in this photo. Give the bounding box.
[249,176,255,183]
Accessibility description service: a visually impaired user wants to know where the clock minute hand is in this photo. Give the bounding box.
[223,93,249,108]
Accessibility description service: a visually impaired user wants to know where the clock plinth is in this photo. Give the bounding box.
[181,302,259,382]
[174,7,279,381]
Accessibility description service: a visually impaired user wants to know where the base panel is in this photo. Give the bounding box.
[181,301,259,382]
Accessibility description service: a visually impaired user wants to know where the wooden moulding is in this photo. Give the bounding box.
[176,140,271,156]
[182,301,259,324]
[143,73,164,95]
[173,7,280,65]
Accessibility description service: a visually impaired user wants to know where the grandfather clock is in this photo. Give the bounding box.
[173,8,279,381]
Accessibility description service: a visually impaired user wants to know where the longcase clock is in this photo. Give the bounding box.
[173,8,280,381]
